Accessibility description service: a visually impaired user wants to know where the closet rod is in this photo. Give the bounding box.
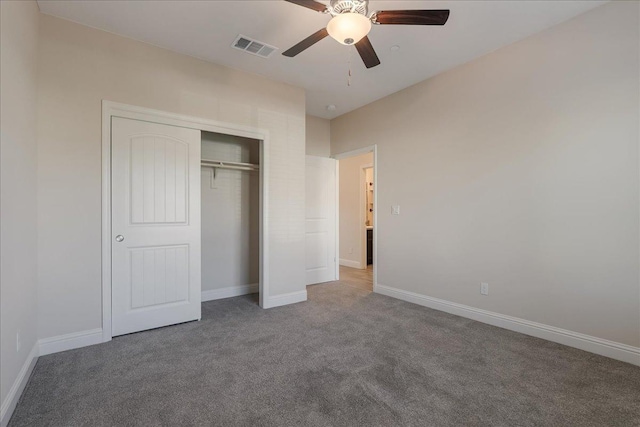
[201,159,259,172]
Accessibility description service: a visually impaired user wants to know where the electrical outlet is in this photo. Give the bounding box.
[348,247,353,254]
[392,205,400,215]
[480,282,489,296]
[16,331,21,353]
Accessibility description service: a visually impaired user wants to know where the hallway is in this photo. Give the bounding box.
[337,265,373,292]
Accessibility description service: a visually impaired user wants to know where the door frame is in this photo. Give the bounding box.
[333,145,378,289]
[101,101,270,342]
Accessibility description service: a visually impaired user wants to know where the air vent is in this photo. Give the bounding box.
[232,35,278,59]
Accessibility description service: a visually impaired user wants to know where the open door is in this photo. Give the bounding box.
[305,155,337,285]
[111,117,201,336]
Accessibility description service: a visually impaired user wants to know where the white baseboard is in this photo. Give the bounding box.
[374,283,640,366]
[1,343,38,427]
[38,328,104,357]
[263,290,307,309]
[339,259,362,269]
[201,284,258,302]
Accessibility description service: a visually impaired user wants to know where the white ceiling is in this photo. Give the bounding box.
[37,0,606,119]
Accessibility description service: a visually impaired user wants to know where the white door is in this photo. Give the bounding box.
[305,155,337,285]
[111,117,201,336]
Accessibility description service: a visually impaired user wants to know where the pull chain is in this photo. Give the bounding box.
[347,48,352,87]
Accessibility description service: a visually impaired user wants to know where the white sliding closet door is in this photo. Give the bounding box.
[305,155,337,285]
[111,117,201,336]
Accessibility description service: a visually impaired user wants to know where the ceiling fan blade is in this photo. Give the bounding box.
[373,10,450,26]
[282,28,329,57]
[284,0,328,13]
[355,36,381,69]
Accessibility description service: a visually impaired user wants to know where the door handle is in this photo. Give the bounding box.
[115,235,124,242]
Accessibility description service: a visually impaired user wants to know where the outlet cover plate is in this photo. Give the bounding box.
[480,282,489,295]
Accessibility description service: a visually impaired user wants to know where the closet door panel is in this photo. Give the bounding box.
[112,117,201,337]
[306,231,328,269]
[129,136,188,225]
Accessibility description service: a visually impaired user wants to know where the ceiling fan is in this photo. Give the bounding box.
[282,0,450,69]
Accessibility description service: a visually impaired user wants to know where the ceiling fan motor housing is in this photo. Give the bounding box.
[329,0,369,17]
[283,0,450,69]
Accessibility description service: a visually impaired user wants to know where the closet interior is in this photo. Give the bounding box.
[201,131,260,299]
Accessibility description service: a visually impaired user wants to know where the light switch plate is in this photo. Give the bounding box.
[392,205,400,215]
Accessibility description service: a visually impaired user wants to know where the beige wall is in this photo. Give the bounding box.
[305,115,331,157]
[331,1,640,347]
[339,153,373,268]
[36,14,307,340]
[0,0,40,412]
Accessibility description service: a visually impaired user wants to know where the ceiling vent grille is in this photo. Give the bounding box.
[232,35,277,58]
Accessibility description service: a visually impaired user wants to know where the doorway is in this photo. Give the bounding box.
[334,146,377,292]
[200,132,260,303]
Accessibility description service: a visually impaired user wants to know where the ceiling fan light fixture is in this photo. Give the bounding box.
[326,13,371,45]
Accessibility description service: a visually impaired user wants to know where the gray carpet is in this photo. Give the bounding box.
[9,282,640,426]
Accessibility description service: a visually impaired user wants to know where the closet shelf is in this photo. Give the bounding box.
[201,159,259,172]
